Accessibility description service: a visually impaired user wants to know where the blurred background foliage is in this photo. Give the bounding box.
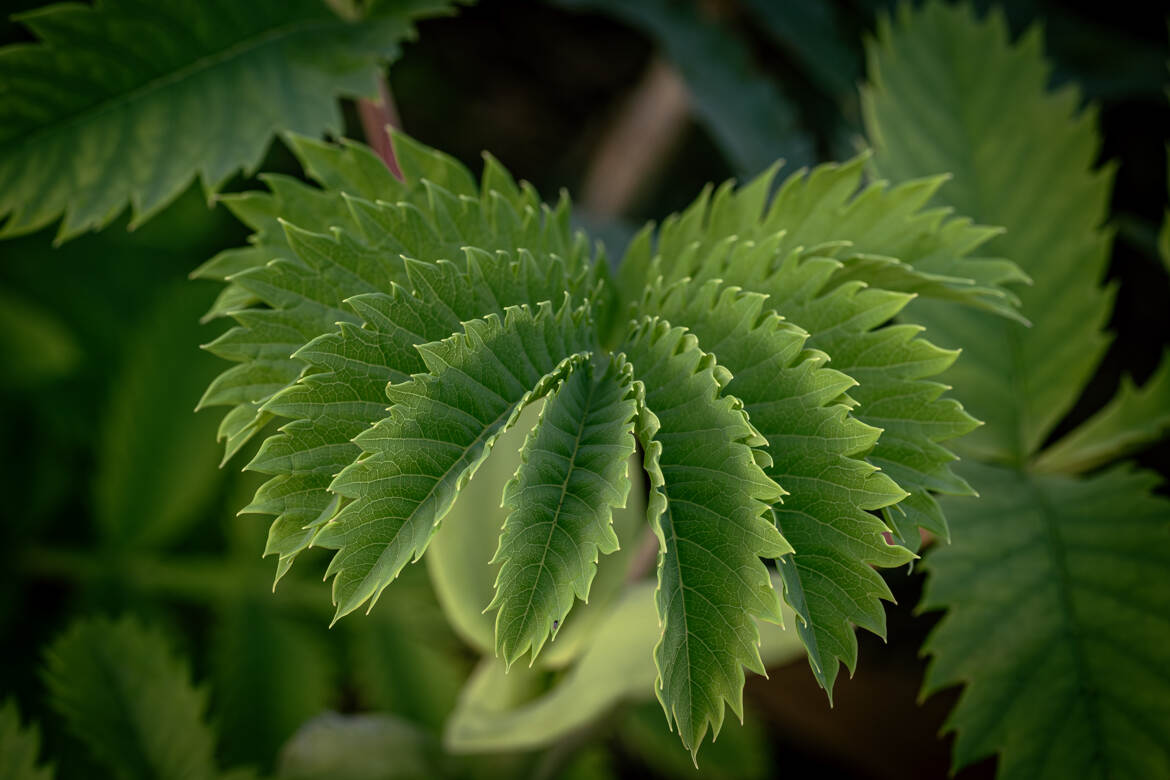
[1,0,1167,778]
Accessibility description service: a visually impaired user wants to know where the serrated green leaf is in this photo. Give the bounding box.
[318,301,597,621]
[43,616,220,780]
[0,699,53,780]
[650,277,912,692]
[863,1,1115,462]
[197,131,992,756]
[0,0,457,242]
[1034,352,1170,474]
[922,462,1170,779]
[622,317,791,755]
[427,401,645,668]
[490,355,637,665]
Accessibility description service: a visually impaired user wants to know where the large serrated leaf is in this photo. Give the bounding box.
[0,0,457,242]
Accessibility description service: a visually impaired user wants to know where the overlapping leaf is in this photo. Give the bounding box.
[0,0,457,242]
[490,356,637,664]
[865,4,1170,777]
[319,301,597,621]
[864,1,1114,463]
[43,616,221,780]
[620,151,999,691]
[199,130,992,753]
[621,317,790,754]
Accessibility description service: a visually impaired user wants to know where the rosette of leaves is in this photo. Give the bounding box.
[197,127,1023,754]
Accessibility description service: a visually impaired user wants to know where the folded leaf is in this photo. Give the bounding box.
[623,317,791,755]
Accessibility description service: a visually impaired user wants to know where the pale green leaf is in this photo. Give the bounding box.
[922,462,1170,779]
[444,577,803,753]
[863,1,1115,462]
[43,616,220,780]
[490,355,637,664]
[0,699,53,780]
[0,0,456,242]
[277,713,444,780]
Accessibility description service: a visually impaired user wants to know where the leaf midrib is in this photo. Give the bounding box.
[3,15,349,153]
[1029,473,1107,775]
[512,370,598,644]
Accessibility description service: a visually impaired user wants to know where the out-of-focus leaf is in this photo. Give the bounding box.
[0,699,53,780]
[555,0,813,175]
[94,281,225,550]
[444,576,801,753]
[0,288,79,389]
[741,0,858,97]
[619,700,769,780]
[346,588,466,731]
[43,616,221,780]
[211,603,334,770]
[277,713,445,780]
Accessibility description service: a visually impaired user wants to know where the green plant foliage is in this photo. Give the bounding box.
[0,289,79,389]
[43,616,221,780]
[198,129,1012,752]
[95,282,224,550]
[865,4,1170,778]
[921,462,1170,779]
[864,1,1114,465]
[1034,353,1170,474]
[490,357,637,664]
[0,699,53,780]
[0,0,456,243]
[443,576,802,753]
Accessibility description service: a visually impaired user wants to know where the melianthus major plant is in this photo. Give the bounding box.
[193,114,1025,754]
[4,0,1169,776]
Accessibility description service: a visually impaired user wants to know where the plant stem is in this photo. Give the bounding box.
[358,75,404,178]
[580,55,690,219]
